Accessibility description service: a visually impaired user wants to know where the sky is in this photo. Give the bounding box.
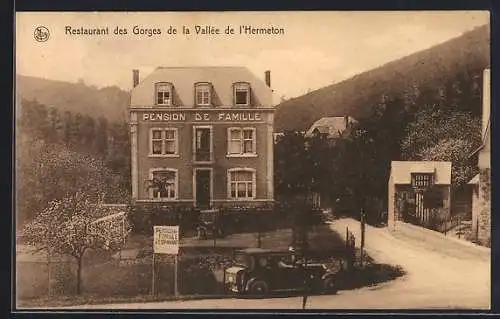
[16,11,489,104]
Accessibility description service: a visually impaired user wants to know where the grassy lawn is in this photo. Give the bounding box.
[16,224,405,308]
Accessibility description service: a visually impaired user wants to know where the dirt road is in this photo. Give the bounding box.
[46,218,491,310]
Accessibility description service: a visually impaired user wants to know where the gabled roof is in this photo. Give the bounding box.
[390,161,452,185]
[468,174,480,185]
[305,116,357,138]
[469,116,490,158]
[131,66,273,107]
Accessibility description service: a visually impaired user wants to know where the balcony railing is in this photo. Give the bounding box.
[195,149,211,162]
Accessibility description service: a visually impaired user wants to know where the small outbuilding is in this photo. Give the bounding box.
[388,161,452,231]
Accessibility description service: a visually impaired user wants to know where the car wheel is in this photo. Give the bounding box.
[323,277,338,294]
[250,280,268,296]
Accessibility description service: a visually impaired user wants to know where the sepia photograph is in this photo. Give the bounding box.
[14,11,491,311]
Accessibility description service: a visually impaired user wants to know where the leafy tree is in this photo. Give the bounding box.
[16,133,113,226]
[418,138,479,189]
[274,131,309,200]
[22,192,131,295]
[305,132,335,201]
[401,107,481,189]
[94,116,109,157]
[80,115,96,152]
[47,106,64,143]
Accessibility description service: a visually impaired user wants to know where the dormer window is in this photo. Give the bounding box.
[233,82,250,106]
[195,83,211,106]
[156,82,173,106]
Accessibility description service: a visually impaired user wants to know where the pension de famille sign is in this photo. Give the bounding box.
[153,225,179,255]
[142,111,263,122]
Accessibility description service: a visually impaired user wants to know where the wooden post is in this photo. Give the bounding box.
[302,253,308,310]
[47,248,52,299]
[213,225,217,248]
[346,226,348,244]
[476,216,479,241]
[360,209,365,268]
[151,253,156,297]
[174,254,179,297]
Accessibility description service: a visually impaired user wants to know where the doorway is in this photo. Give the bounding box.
[195,168,212,208]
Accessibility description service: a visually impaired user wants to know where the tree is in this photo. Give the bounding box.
[418,138,479,189]
[274,131,310,200]
[401,107,481,189]
[22,192,131,295]
[16,133,114,226]
[94,116,109,157]
[305,132,335,202]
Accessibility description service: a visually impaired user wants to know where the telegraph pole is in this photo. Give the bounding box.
[360,208,366,268]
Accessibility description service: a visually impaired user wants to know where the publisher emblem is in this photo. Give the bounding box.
[34,26,50,42]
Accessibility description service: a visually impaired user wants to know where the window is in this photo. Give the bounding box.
[195,83,211,106]
[411,173,434,188]
[156,83,173,106]
[149,169,178,200]
[228,128,256,155]
[233,82,250,106]
[150,128,178,156]
[228,168,256,199]
[194,126,212,162]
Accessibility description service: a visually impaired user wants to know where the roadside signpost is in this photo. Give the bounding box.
[152,225,180,297]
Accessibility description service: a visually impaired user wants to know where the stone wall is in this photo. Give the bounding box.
[477,168,491,246]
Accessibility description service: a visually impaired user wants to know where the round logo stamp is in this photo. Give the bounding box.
[34,26,50,42]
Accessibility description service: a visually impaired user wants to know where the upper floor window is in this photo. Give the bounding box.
[228,127,256,156]
[233,82,250,106]
[195,83,211,106]
[150,128,178,156]
[156,83,173,106]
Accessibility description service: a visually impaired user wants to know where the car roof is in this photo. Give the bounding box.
[235,248,290,255]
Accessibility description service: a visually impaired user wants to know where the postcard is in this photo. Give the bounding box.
[14,11,491,311]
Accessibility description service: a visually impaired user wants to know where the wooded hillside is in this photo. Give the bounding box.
[274,25,490,131]
[16,75,130,122]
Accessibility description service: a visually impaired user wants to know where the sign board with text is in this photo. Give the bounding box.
[153,225,179,255]
[140,111,265,122]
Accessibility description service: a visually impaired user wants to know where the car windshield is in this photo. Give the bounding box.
[234,253,253,268]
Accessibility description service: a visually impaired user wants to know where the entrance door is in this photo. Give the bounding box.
[195,169,211,208]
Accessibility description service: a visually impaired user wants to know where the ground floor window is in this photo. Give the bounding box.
[149,168,178,200]
[228,168,256,199]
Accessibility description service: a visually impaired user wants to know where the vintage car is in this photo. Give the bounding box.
[224,248,339,295]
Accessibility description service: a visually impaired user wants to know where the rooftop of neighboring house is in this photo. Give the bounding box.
[305,116,358,138]
[390,161,452,185]
[468,174,479,185]
[130,66,273,108]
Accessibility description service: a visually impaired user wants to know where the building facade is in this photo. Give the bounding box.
[129,67,275,209]
[388,161,452,231]
[469,68,491,245]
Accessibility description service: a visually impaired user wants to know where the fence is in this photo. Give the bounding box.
[17,222,350,301]
[16,250,232,300]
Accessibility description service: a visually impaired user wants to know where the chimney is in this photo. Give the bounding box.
[132,69,140,88]
[265,70,271,87]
